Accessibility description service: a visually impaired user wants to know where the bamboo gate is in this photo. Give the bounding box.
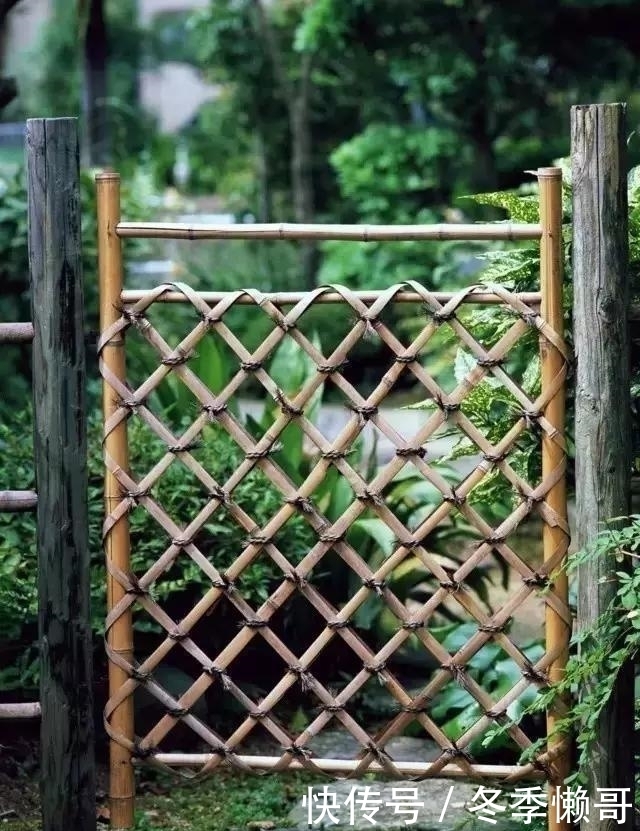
[98,168,572,830]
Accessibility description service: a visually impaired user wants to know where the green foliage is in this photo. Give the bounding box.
[12,0,153,162]
[331,125,466,219]
[483,519,640,795]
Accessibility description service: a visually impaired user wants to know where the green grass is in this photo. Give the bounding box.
[133,769,318,831]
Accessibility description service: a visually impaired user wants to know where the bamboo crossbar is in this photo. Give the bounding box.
[117,221,542,242]
[0,702,41,718]
[140,755,545,779]
[0,322,34,344]
[121,288,542,306]
[0,490,37,512]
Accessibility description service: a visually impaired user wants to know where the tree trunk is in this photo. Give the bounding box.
[254,125,272,222]
[82,0,109,166]
[290,52,317,289]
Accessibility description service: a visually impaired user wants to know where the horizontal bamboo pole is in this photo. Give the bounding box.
[0,702,41,718]
[117,221,542,242]
[0,490,38,511]
[121,288,542,306]
[139,755,545,779]
[0,322,34,343]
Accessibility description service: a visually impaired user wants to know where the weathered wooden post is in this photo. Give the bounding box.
[26,117,96,831]
[571,103,634,831]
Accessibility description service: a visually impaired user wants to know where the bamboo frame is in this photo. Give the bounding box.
[116,220,542,242]
[539,168,570,831]
[101,170,571,831]
[97,172,135,830]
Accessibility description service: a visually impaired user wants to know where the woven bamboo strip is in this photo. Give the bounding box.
[538,168,571,811]
[97,171,135,830]
[117,221,542,242]
[121,288,542,306]
[99,272,569,784]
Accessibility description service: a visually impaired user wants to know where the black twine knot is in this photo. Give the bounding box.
[126,574,147,597]
[476,356,503,368]
[482,450,508,464]
[317,360,347,374]
[289,665,313,691]
[443,489,465,507]
[284,744,312,760]
[478,622,505,634]
[204,664,231,690]
[167,705,189,719]
[350,403,378,420]
[356,489,384,506]
[285,496,314,513]
[441,744,473,762]
[241,360,262,372]
[521,311,539,327]
[363,577,386,596]
[439,578,461,593]
[402,620,425,631]
[162,349,192,367]
[322,449,346,461]
[168,627,187,642]
[523,572,548,588]
[130,667,150,683]
[202,402,227,419]
[275,389,303,417]
[209,485,229,504]
[167,440,200,453]
[327,619,349,630]
[432,307,457,323]
[133,742,156,759]
[396,446,426,459]
[395,353,418,364]
[284,571,307,589]
[522,662,548,685]
[239,617,267,629]
[172,536,194,549]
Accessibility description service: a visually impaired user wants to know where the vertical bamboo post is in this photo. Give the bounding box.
[27,117,96,831]
[571,103,633,831]
[538,167,570,831]
[97,171,135,830]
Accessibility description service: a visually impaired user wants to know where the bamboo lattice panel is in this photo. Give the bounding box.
[99,280,570,783]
